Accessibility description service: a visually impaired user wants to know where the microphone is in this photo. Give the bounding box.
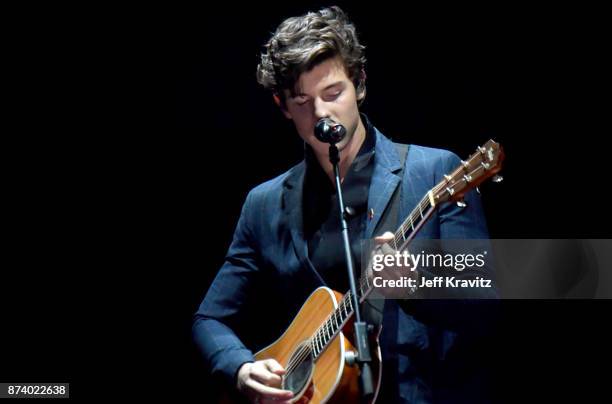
[314,118,347,144]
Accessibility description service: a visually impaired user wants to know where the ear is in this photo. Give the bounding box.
[273,93,292,120]
[357,88,366,102]
[356,69,367,101]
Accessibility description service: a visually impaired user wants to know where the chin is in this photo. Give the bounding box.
[336,131,355,151]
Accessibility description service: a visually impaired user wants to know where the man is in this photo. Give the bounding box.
[194,6,493,403]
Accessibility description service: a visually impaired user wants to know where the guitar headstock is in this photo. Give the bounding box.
[432,139,504,204]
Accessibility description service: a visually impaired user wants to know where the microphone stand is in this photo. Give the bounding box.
[328,144,374,401]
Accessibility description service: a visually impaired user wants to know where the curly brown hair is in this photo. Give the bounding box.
[256,6,366,105]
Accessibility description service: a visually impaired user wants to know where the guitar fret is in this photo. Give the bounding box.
[328,317,335,336]
[396,196,431,245]
[310,294,358,360]
[313,315,341,356]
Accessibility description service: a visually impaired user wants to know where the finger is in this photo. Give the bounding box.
[263,359,286,375]
[374,231,395,244]
[245,379,293,400]
[250,367,282,386]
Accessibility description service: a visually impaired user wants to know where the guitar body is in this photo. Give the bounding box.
[255,287,382,403]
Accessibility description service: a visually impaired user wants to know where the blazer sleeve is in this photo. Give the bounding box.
[192,190,261,386]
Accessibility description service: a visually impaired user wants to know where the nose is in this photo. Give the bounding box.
[313,97,330,120]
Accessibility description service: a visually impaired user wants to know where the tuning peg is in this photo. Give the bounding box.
[456,200,467,208]
[492,175,504,183]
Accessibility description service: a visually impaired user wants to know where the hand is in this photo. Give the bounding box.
[236,359,293,404]
[370,232,419,298]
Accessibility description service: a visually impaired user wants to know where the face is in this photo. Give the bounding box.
[280,56,365,158]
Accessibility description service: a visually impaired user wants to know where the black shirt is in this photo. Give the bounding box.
[303,114,376,292]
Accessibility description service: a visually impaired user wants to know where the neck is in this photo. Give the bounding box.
[316,118,366,184]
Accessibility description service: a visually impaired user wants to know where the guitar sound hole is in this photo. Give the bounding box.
[282,342,314,395]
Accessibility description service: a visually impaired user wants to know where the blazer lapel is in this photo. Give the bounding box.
[365,131,404,239]
[281,162,328,286]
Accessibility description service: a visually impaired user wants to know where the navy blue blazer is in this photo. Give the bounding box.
[194,128,494,403]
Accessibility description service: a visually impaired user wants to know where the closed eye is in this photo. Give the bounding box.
[326,90,342,101]
[293,96,309,106]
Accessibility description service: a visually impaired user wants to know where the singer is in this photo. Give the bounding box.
[194,6,495,403]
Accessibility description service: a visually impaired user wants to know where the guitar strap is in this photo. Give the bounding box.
[362,142,409,328]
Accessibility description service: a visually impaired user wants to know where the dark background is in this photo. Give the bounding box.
[2,1,610,402]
